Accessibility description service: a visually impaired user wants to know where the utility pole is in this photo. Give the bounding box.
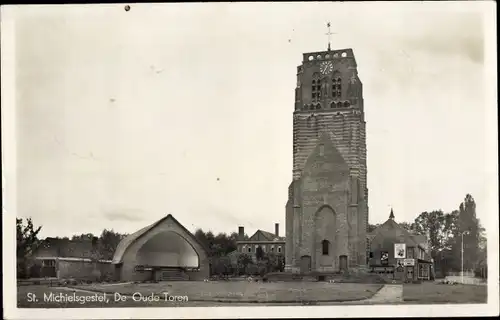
[461,231,470,284]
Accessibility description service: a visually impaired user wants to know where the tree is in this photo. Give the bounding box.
[214,232,237,256]
[193,228,238,257]
[263,252,285,273]
[72,233,95,241]
[412,210,461,260]
[211,256,232,278]
[399,222,415,233]
[455,194,481,270]
[194,228,209,248]
[17,218,42,278]
[443,210,460,249]
[237,253,253,275]
[99,229,127,260]
[255,246,264,261]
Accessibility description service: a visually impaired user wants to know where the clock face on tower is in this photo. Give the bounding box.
[320,61,333,75]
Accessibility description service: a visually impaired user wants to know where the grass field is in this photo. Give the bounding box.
[17,281,383,307]
[403,282,487,304]
[73,281,383,302]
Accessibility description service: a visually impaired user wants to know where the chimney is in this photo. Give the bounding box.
[238,226,244,240]
[275,223,279,237]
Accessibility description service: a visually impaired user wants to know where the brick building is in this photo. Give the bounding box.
[236,223,285,261]
[367,209,434,281]
[285,46,368,273]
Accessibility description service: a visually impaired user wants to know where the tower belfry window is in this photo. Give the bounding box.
[332,78,341,99]
[312,73,321,102]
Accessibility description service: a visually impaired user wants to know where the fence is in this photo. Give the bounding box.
[446,271,475,277]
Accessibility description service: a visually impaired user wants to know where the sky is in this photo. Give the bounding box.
[7,2,497,239]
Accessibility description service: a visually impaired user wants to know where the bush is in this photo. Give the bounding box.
[245,263,259,276]
[474,266,487,279]
[17,260,28,279]
[210,256,232,277]
[28,262,42,278]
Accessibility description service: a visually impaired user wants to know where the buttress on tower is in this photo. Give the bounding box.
[285,48,369,273]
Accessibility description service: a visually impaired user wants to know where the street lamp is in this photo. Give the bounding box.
[461,231,470,284]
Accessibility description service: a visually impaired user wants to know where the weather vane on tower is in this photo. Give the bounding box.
[325,22,336,51]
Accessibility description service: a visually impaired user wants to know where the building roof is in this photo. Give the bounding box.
[35,237,97,259]
[371,219,419,247]
[239,229,285,242]
[412,234,427,246]
[111,214,209,264]
[259,230,285,241]
[370,217,430,254]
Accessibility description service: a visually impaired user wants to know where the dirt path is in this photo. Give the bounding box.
[363,285,403,303]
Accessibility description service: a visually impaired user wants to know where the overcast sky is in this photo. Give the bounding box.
[8,2,496,238]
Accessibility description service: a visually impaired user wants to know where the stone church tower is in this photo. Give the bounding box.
[285,47,369,273]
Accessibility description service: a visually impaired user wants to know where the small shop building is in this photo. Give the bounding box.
[27,237,113,281]
[367,209,433,281]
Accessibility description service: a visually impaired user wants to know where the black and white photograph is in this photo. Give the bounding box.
[2,2,498,319]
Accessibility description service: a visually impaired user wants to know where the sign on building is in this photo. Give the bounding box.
[380,251,389,265]
[403,259,415,266]
[394,243,406,259]
[396,259,405,272]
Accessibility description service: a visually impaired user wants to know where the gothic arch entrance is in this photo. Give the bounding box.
[300,255,311,273]
[339,255,348,272]
[315,205,337,271]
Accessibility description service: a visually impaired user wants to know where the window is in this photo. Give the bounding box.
[319,144,325,156]
[419,264,429,278]
[277,246,282,253]
[407,247,414,259]
[322,240,330,255]
[312,74,321,102]
[332,77,341,98]
[42,259,55,267]
[248,247,252,253]
[271,246,275,252]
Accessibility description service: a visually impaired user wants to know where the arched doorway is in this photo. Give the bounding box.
[339,255,348,272]
[300,255,311,273]
[315,205,337,271]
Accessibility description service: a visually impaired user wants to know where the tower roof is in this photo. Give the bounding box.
[389,208,395,220]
